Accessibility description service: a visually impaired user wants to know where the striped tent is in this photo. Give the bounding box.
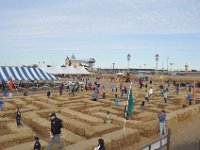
[0,66,57,81]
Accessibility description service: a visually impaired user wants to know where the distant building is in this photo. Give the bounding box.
[65,54,95,68]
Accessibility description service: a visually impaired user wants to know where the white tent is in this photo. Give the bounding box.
[40,65,91,75]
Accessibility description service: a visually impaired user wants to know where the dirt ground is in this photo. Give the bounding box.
[170,113,200,150]
[125,111,200,150]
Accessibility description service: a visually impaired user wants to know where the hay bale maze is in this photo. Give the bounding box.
[0,79,200,150]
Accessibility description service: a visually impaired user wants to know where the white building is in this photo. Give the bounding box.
[65,54,95,68]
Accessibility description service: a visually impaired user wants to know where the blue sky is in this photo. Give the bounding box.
[1,0,200,70]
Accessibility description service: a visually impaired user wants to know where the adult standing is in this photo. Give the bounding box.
[45,112,62,150]
[159,110,167,136]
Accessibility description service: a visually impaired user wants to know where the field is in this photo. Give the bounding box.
[0,76,200,150]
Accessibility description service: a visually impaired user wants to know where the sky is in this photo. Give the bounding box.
[0,0,200,71]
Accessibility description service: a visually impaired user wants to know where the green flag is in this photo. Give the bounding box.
[128,86,134,114]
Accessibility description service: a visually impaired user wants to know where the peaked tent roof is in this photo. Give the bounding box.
[40,65,91,75]
[0,66,57,81]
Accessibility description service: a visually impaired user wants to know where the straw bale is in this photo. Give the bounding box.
[65,128,140,150]
[103,128,140,150]
[48,99,63,107]
[12,99,27,108]
[69,96,84,100]
[61,108,104,126]
[32,101,54,109]
[61,129,86,144]
[3,139,46,150]
[2,102,15,110]
[56,114,88,136]
[0,132,34,149]
[139,120,159,137]
[31,118,50,138]
[0,117,13,124]
[166,112,177,128]
[133,112,157,122]
[176,107,193,121]
[62,99,82,105]
[6,122,33,133]
[91,124,121,137]
[192,104,200,116]
[22,96,37,104]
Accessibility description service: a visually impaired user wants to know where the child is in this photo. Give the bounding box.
[114,94,119,107]
[102,86,106,99]
[0,97,3,110]
[141,97,145,112]
[105,111,111,124]
[34,136,41,150]
[145,90,149,102]
[47,88,51,98]
[163,90,168,103]
[16,108,21,127]
[176,86,180,96]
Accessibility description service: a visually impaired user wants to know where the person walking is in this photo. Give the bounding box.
[16,108,21,127]
[45,112,62,150]
[159,110,167,136]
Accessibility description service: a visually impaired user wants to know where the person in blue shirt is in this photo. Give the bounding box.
[0,97,3,110]
[159,110,166,136]
[187,92,193,105]
[92,90,98,101]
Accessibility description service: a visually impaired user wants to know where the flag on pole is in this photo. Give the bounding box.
[127,82,134,114]
[9,77,13,90]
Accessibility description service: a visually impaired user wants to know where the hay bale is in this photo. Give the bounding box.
[61,108,104,126]
[61,129,86,144]
[6,122,33,133]
[0,132,34,149]
[65,128,140,150]
[3,139,47,150]
[132,112,157,122]
[139,120,159,137]
[166,112,177,129]
[176,107,193,121]
[31,118,50,138]
[2,102,16,111]
[12,99,27,108]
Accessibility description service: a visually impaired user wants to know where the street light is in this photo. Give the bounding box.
[155,54,159,75]
[127,54,131,72]
[170,63,174,72]
[144,64,146,69]
[113,63,115,74]
[167,57,169,74]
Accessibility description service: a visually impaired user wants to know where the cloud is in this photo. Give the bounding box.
[0,0,200,38]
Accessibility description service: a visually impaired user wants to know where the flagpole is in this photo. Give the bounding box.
[123,82,132,132]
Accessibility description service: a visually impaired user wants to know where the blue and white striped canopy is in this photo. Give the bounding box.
[0,66,57,81]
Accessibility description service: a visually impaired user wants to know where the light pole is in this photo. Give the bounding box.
[170,63,174,73]
[167,57,169,75]
[127,54,131,72]
[144,64,146,69]
[155,54,159,75]
[113,63,115,74]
